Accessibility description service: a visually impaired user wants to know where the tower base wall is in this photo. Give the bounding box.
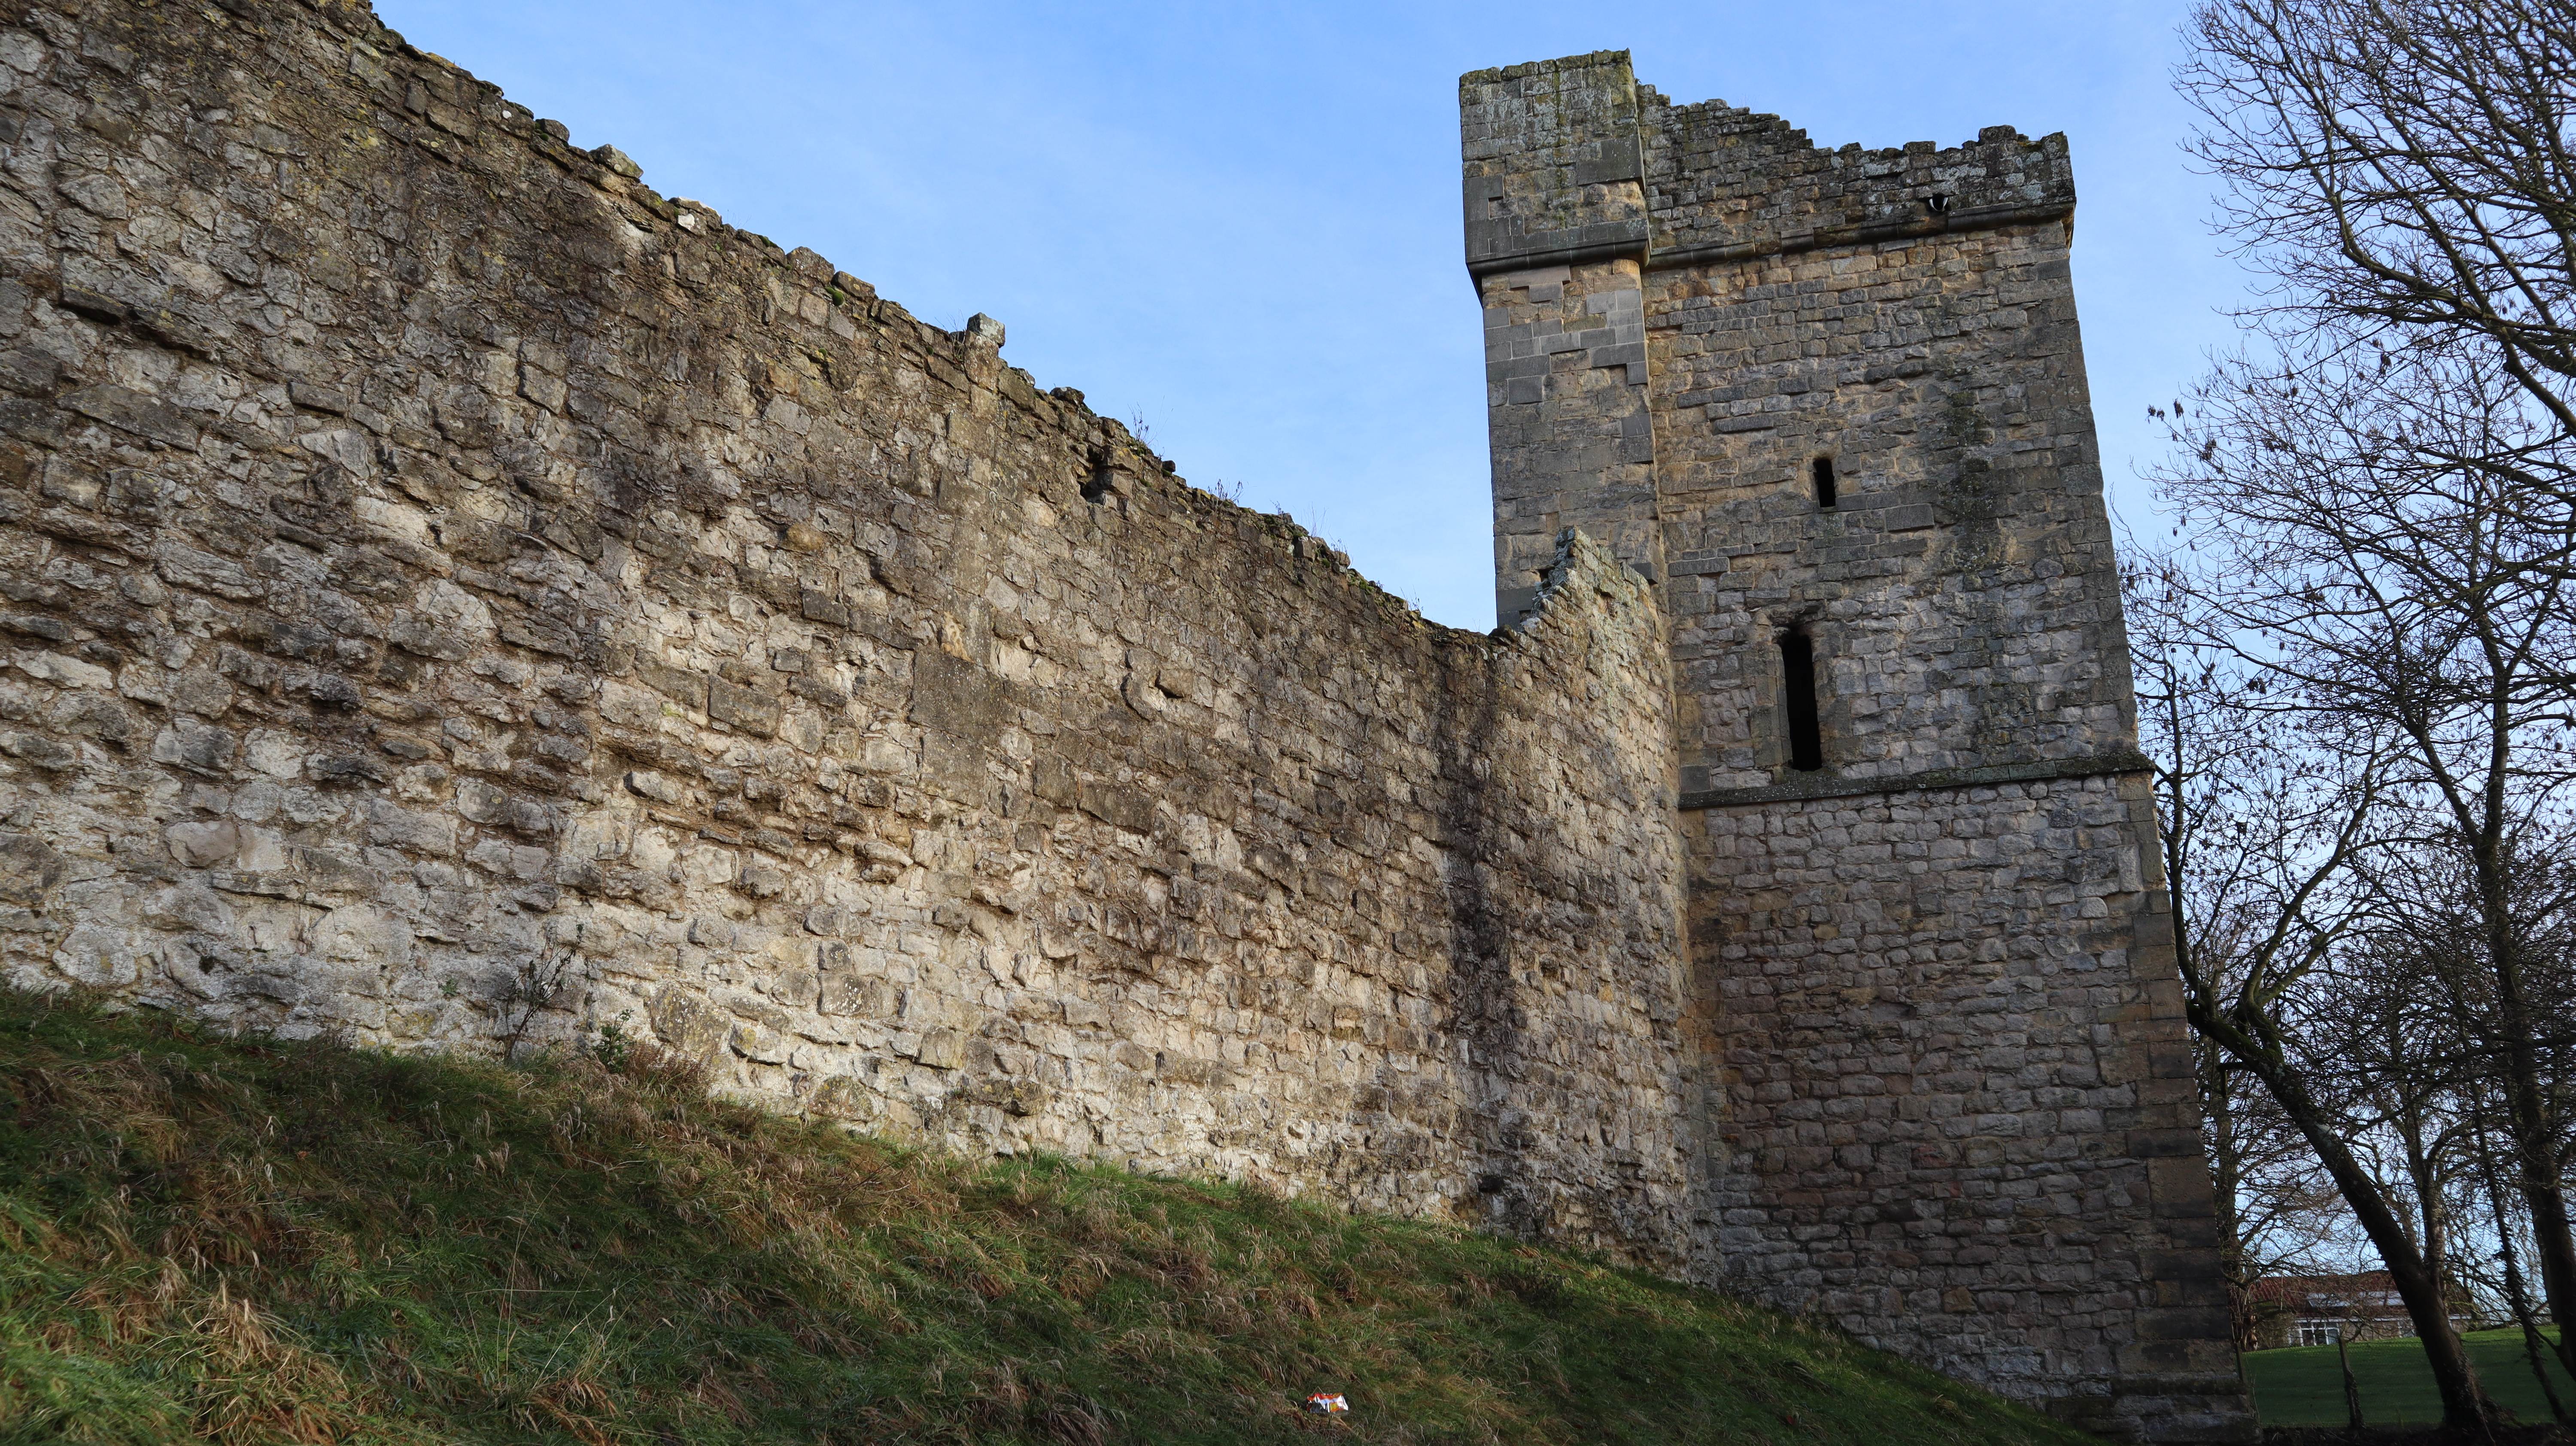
[1684,770,2248,1440]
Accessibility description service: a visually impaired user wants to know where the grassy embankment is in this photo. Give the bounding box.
[2246,1327,2576,1428]
[0,987,2097,1445]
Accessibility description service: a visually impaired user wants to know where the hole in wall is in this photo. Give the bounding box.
[1779,628,1824,772]
[1081,452,1115,504]
[1810,455,1838,510]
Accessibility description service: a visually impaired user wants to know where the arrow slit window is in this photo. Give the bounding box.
[1780,629,1823,772]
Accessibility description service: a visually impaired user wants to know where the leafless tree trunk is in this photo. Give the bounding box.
[2310,921,2490,1321]
[2477,1117,2573,1425]
[2201,1029,2348,1349]
[2201,1036,2260,1351]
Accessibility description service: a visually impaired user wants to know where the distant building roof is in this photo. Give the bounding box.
[2248,1273,2462,1319]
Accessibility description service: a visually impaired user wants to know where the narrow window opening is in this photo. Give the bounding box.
[1810,455,1838,510]
[1081,453,1116,504]
[1780,629,1824,772]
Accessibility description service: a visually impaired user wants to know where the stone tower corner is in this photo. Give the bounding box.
[1463,52,2255,1445]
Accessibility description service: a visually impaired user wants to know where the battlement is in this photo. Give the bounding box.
[1646,101,2073,261]
[1464,52,2077,280]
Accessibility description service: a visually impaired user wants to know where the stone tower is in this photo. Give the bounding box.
[1463,55,2252,1443]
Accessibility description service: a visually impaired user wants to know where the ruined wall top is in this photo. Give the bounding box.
[1462,51,2077,278]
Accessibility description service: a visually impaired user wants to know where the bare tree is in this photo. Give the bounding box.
[2143,307,2576,1421]
[2123,546,2512,1421]
[2182,0,2576,482]
[2202,1033,2354,1349]
[2130,562,2376,1347]
[2161,10,2576,1416]
[2473,1113,2576,1425]
[2309,924,2482,1310]
[2315,825,2576,1422]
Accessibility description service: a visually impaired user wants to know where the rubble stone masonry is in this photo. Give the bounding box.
[0,0,1699,1267]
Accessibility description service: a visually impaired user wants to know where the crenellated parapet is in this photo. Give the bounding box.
[1643,98,2073,264]
[1463,55,2076,280]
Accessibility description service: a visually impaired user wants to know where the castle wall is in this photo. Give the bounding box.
[0,0,1697,1265]
[1466,53,2250,1442]
[1478,257,1657,628]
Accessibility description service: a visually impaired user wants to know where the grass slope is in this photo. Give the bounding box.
[0,989,2097,1446]
[2246,1328,2576,1428]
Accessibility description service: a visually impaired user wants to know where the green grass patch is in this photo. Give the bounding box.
[0,988,2098,1445]
[2245,1328,2576,1428]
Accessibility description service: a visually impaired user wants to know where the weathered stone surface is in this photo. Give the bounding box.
[0,0,1692,1275]
[1465,51,2250,1445]
[0,832,64,903]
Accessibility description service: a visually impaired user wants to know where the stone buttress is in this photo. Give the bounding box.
[1463,52,2254,1443]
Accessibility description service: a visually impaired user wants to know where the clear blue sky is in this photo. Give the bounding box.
[376,0,2245,630]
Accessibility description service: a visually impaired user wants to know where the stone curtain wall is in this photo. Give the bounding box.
[0,0,1698,1265]
[1464,55,2251,1442]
